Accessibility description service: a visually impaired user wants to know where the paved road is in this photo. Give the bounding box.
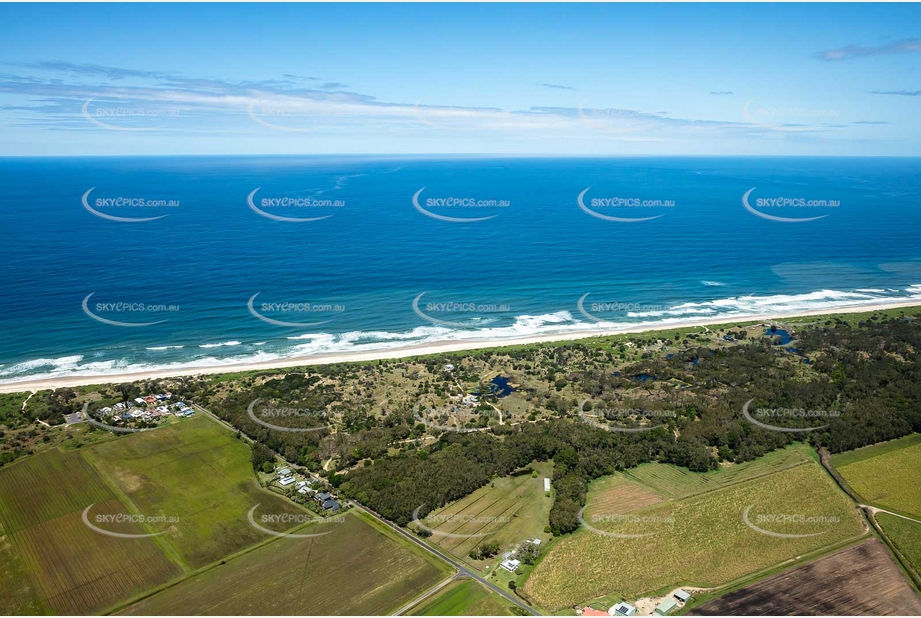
[191,401,540,616]
[351,501,540,616]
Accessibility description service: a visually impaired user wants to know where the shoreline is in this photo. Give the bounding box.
[2,299,919,394]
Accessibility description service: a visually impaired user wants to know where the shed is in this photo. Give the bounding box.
[674,590,691,603]
[543,478,551,492]
[655,598,678,615]
[279,476,295,486]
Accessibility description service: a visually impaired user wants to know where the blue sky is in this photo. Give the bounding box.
[1,3,919,156]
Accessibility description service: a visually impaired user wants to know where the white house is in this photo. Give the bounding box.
[499,559,521,572]
[279,476,296,486]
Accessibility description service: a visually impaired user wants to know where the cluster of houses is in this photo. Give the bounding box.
[579,590,691,617]
[96,393,192,424]
[276,468,340,512]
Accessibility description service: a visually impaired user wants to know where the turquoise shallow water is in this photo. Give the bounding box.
[1,155,919,383]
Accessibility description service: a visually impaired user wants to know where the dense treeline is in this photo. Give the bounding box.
[340,316,921,533]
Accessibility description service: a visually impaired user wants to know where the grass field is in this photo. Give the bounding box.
[835,435,921,519]
[121,511,450,616]
[422,461,554,568]
[83,415,305,569]
[585,474,665,516]
[689,539,921,616]
[829,433,921,469]
[0,448,182,615]
[877,513,921,577]
[408,578,516,616]
[523,461,864,611]
[622,443,812,499]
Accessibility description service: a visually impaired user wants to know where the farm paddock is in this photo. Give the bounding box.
[689,539,921,616]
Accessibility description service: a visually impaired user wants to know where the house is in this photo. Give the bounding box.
[499,559,520,572]
[444,363,454,372]
[673,590,691,603]
[322,498,340,511]
[461,394,479,407]
[655,599,678,616]
[297,487,309,495]
[279,476,296,486]
[315,492,331,503]
[183,410,194,416]
[543,478,551,492]
[527,538,542,545]
[580,609,608,617]
[144,396,156,404]
[277,468,292,477]
[609,602,637,617]
[100,407,113,415]
[134,398,146,405]
[295,480,310,490]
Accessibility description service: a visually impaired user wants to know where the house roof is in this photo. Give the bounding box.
[582,609,608,616]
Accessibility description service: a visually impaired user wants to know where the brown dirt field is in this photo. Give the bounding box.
[689,539,921,616]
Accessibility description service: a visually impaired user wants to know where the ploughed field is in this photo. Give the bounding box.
[0,448,182,614]
[120,511,449,616]
[688,539,921,615]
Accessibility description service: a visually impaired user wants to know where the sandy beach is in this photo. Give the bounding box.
[2,299,918,394]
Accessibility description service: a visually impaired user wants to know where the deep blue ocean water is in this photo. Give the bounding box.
[1,156,919,384]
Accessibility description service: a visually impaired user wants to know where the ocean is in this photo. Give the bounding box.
[1,155,919,384]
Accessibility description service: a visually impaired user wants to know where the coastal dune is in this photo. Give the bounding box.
[1,299,917,394]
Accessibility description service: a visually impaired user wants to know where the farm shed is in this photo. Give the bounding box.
[674,590,691,603]
[544,478,551,492]
[655,598,678,615]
